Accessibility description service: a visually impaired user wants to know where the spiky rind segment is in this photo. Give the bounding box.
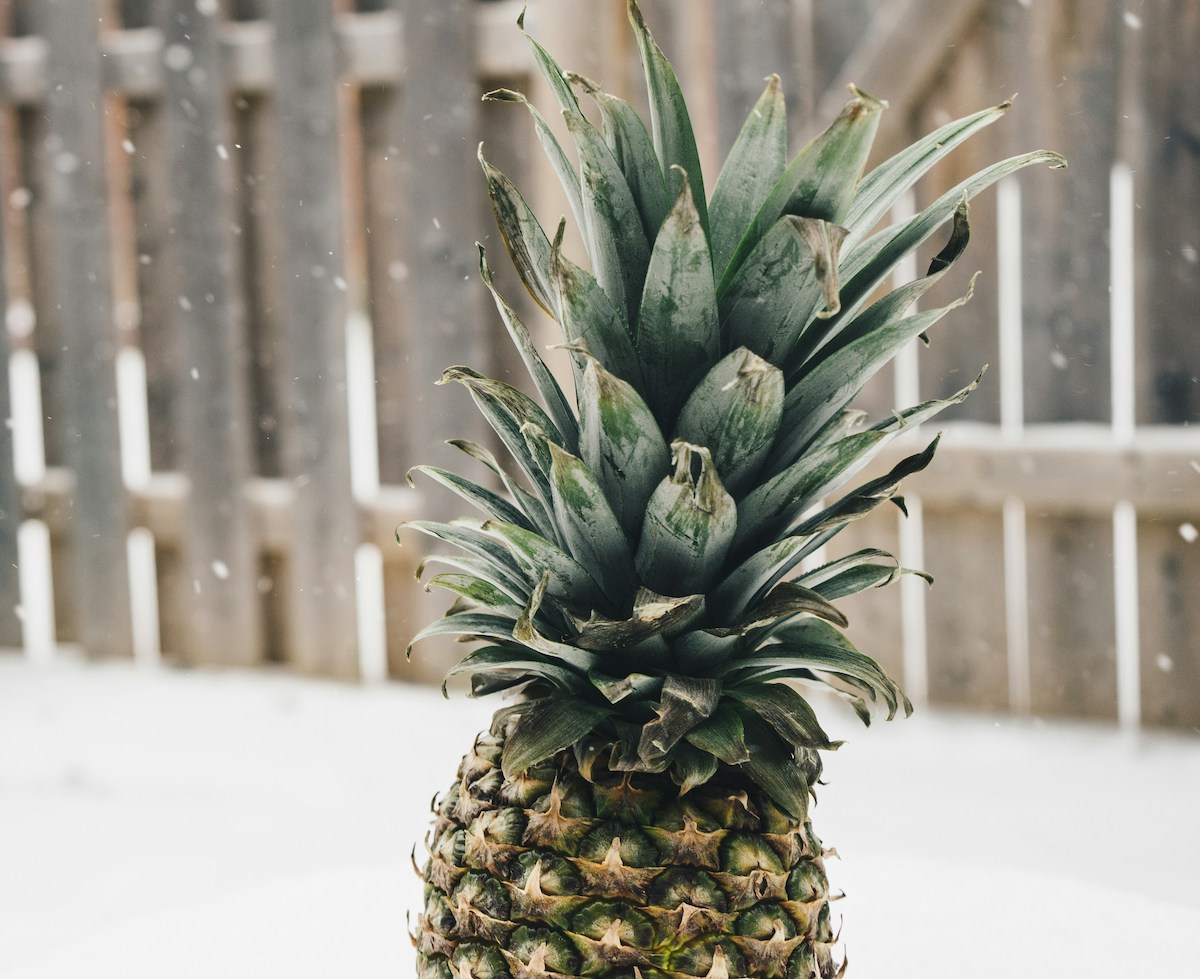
[406,0,1064,811]
[417,729,842,979]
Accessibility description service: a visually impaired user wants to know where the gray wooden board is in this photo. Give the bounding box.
[31,0,133,659]
[0,114,19,647]
[923,506,1009,711]
[1137,517,1200,729]
[155,0,262,667]
[393,0,489,508]
[713,0,814,160]
[266,0,359,676]
[1011,0,1119,425]
[124,99,179,472]
[1129,1,1200,425]
[1025,513,1119,720]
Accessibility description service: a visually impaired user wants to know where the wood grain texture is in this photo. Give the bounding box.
[1025,513,1118,719]
[923,506,1009,711]
[31,0,133,659]
[1137,516,1200,729]
[266,0,359,676]
[154,0,263,666]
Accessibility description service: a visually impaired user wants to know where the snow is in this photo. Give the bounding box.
[1,654,1198,978]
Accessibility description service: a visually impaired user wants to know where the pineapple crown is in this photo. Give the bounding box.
[406,1,1064,818]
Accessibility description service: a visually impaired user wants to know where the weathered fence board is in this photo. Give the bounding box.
[153,0,262,667]
[31,0,134,659]
[0,109,18,647]
[266,0,360,676]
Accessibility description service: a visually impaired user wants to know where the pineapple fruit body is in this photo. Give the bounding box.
[418,730,836,979]
[408,3,1061,975]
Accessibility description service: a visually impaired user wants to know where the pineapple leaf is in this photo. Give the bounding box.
[708,531,822,624]
[684,702,751,765]
[628,0,708,235]
[407,464,533,531]
[636,172,719,427]
[478,151,556,316]
[407,610,520,657]
[425,573,525,617]
[789,198,971,373]
[564,110,652,328]
[570,73,672,243]
[478,246,578,449]
[770,284,976,470]
[729,620,911,720]
[670,743,720,795]
[674,347,784,498]
[638,676,722,765]
[573,590,704,651]
[501,694,613,777]
[741,580,849,634]
[438,367,561,515]
[720,216,847,364]
[483,88,585,232]
[635,443,737,597]
[792,436,941,539]
[446,439,558,544]
[718,88,885,295]
[588,669,663,704]
[741,714,810,820]
[404,519,532,600]
[537,431,638,609]
[575,348,671,540]
[708,74,788,281]
[798,548,932,601]
[483,520,610,615]
[845,98,1013,250]
[728,684,841,751]
[831,149,1066,334]
[551,233,643,389]
[512,573,601,670]
[445,645,586,697]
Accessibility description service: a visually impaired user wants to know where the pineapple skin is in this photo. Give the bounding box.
[418,727,838,979]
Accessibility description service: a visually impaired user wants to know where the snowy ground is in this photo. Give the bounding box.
[2,653,1198,978]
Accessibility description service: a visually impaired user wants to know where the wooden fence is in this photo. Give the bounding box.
[0,0,1197,730]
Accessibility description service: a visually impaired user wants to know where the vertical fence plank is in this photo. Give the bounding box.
[1137,518,1200,729]
[923,506,1009,710]
[1012,0,1121,719]
[152,0,262,666]
[1130,2,1200,425]
[391,0,489,680]
[0,120,19,647]
[32,0,134,659]
[910,9,1012,713]
[267,0,359,676]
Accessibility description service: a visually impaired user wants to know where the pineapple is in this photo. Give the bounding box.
[407,4,1063,977]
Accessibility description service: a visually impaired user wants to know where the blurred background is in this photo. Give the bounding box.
[0,0,1197,975]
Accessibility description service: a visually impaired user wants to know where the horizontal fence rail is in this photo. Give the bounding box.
[0,0,1197,732]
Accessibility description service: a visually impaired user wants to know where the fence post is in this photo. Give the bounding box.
[266,0,360,677]
[151,0,263,666]
[31,0,134,659]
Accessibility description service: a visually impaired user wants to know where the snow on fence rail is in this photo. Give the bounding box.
[0,0,1197,730]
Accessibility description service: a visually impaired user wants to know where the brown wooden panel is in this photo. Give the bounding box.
[266,0,359,676]
[923,505,1009,711]
[154,0,263,667]
[1138,517,1200,729]
[29,0,133,659]
[1130,1,1200,425]
[1026,513,1118,719]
